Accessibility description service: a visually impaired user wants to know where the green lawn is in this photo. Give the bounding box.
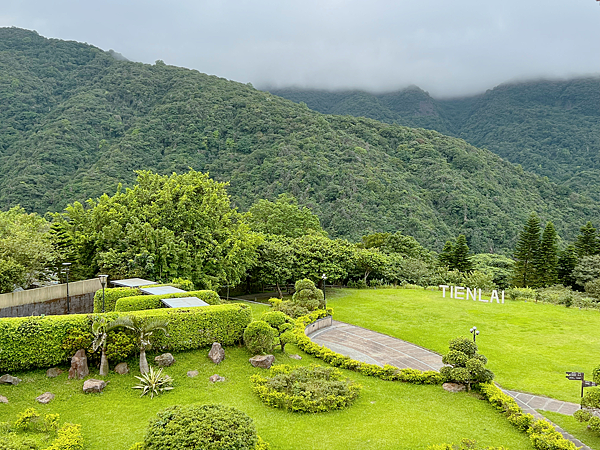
[0,345,534,450]
[326,288,600,403]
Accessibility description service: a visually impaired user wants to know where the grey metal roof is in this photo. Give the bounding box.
[160,296,210,308]
[111,278,157,288]
[140,286,186,295]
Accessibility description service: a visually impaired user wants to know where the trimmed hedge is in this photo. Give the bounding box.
[479,383,577,450]
[93,287,140,312]
[0,304,251,372]
[294,310,443,384]
[114,290,221,312]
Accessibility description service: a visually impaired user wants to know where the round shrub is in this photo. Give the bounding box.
[292,279,324,310]
[250,364,361,413]
[448,336,477,357]
[144,404,257,450]
[574,409,592,423]
[582,387,600,409]
[243,321,276,355]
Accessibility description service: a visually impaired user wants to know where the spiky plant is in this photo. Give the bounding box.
[108,316,169,374]
[132,366,174,399]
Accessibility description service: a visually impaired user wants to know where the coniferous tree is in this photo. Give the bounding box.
[512,212,541,287]
[537,221,559,287]
[438,240,455,268]
[575,222,599,258]
[558,245,578,288]
[452,235,473,273]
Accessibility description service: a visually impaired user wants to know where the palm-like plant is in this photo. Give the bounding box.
[108,316,169,374]
[91,317,120,376]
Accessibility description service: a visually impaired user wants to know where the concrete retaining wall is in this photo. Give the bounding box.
[304,315,333,336]
[0,279,101,317]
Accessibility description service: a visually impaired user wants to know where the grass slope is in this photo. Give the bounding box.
[326,288,600,403]
[0,345,534,450]
[542,411,600,450]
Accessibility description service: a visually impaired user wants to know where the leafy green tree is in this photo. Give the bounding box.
[557,245,578,287]
[252,236,295,298]
[573,255,600,287]
[453,235,472,273]
[353,248,387,284]
[537,222,559,287]
[512,213,541,287]
[575,222,599,258]
[470,253,514,290]
[57,170,261,290]
[438,241,455,268]
[247,194,325,238]
[0,207,57,292]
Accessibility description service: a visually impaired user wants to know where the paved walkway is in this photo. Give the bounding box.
[308,320,591,450]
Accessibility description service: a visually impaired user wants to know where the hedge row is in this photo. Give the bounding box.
[294,310,443,385]
[114,290,221,312]
[0,304,251,372]
[93,287,140,312]
[479,383,577,450]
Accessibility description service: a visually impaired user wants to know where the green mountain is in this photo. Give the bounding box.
[271,77,600,199]
[1,27,598,253]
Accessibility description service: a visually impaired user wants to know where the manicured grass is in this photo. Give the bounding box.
[326,288,600,402]
[542,411,600,449]
[0,345,534,450]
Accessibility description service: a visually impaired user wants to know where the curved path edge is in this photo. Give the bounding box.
[307,320,591,450]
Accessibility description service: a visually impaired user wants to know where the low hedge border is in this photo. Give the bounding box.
[0,304,251,372]
[93,287,141,313]
[293,310,443,384]
[479,383,577,450]
[114,290,221,312]
[250,364,362,413]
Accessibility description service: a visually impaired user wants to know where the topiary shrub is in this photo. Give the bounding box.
[573,409,592,423]
[270,279,325,318]
[261,311,295,352]
[250,364,361,413]
[440,336,493,390]
[144,404,257,450]
[244,321,276,355]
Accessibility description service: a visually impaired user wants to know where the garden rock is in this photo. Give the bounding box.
[83,379,107,394]
[208,343,225,364]
[0,374,21,385]
[68,349,89,380]
[36,392,54,404]
[209,374,225,383]
[289,354,302,360]
[443,382,466,393]
[114,363,129,375]
[155,353,175,367]
[187,370,199,378]
[46,368,62,378]
[249,355,275,369]
[0,395,8,403]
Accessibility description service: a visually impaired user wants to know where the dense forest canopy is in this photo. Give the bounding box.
[1,27,599,254]
[271,77,600,200]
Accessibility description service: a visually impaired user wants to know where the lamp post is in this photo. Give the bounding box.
[470,326,480,344]
[321,273,328,310]
[98,275,108,313]
[62,262,71,313]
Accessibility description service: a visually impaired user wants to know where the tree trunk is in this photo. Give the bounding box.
[99,348,109,376]
[139,348,149,374]
[276,282,282,299]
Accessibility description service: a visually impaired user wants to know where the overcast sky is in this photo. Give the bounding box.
[2,0,599,97]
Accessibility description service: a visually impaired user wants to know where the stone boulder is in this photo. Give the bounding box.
[36,392,54,404]
[0,374,21,385]
[443,382,466,393]
[154,353,175,367]
[249,355,275,369]
[46,368,62,378]
[114,363,129,375]
[187,370,199,378]
[68,349,89,380]
[0,395,8,404]
[209,374,225,383]
[208,343,225,364]
[289,354,302,360]
[83,379,107,394]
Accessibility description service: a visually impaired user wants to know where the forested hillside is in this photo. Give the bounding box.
[271,78,600,199]
[0,27,598,253]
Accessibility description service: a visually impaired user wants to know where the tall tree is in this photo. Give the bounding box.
[438,240,455,268]
[557,245,578,287]
[452,235,473,273]
[537,221,559,287]
[512,212,541,287]
[575,221,599,258]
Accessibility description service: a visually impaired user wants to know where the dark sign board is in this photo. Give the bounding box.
[583,380,598,388]
[566,372,584,380]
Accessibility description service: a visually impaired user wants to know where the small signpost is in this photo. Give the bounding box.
[566,371,597,406]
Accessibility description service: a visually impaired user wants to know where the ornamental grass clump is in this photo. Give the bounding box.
[133,366,174,399]
[250,364,361,413]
